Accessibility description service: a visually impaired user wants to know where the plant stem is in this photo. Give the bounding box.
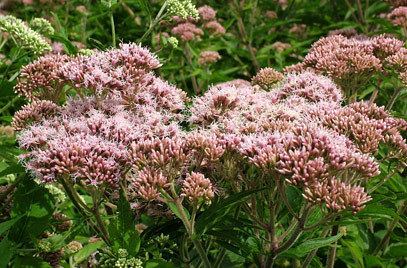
[356,0,365,25]
[386,87,403,111]
[301,228,330,268]
[91,190,110,244]
[172,197,211,268]
[110,12,116,47]
[276,178,299,219]
[326,225,339,268]
[232,0,259,72]
[183,43,200,94]
[276,205,311,254]
[0,95,19,115]
[373,201,407,255]
[138,1,168,42]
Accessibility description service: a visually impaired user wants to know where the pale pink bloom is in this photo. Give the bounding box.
[385,0,407,7]
[198,5,217,21]
[328,28,358,37]
[14,54,71,101]
[271,42,291,53]
[252,67,284,89]
[387,6,407,27]
[12,100,59,131]
[171,22,203,41]
[198,51,221,65]
[265,11,277,19]
[276,0,288,9]
[51,42,65,54]
[203,20,226,36]
[181,172,214,203]
[289,23,307,36]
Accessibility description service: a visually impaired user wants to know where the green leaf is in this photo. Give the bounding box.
[196,188,265,235]
[9,176,54,242]
[0,215,23,236]
[357,204,401,222]
[145,260,176,268]
[0,163,25,177]
[13,256,52,268]
[341,240,364,268]
[286,234,343,257]
[384,242,407,258]
[73,241,105,264]
[108,191,140,256]
[0,238,15,267]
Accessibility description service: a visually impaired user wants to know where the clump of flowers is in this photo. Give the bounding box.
[29,17,54,36]
[328,28,358,37]
[189,71,406,213]
[12,42,407,266]
[386,0,407,7]
[167,0,199,20]
[252,67,284,89]
[271,41,291,53]
[171,22,203,41]
[169,4,225,42]
[289,23,307,37]
[198,50,221,65]
[387,6,407,31]
[0,15,51,55]
[198,5,216,21]
[285,34,406,100]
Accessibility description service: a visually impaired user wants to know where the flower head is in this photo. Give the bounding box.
[167,0,199,20]
[252,67,284,89]
[171,22,203,41]
[29,17,54,36]
[198,5,217,21]
[181,172,214,203]
[0,15,51,55]
[198,51,221,65]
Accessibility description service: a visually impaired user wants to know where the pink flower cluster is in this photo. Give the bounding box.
[15,44,187,187]
[15,43,165,100]
[387,6,407,28]
[386,0,407,7]
[285,34,407,93]
[198,51,221,65]
[189,71,406,212]
[13,44,407,213]
[170,5,225,42]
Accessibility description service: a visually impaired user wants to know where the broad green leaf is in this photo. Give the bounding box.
[0,238,15,267]
[145,260,176,268]
[108,190,140,256]
[196,188,265,234]
[0,215,23,236]
[286,234,343,257]
[73,241,105,264]
[341,240,364,268]
[9,177,54,242]
[13,256,52,268]
[384,242,407,258]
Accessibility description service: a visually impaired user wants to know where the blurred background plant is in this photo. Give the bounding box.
[0,0,406,267]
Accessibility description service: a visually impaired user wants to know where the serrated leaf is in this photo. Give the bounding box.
[384,242,407,258]
[108,191,140,256]
[0,215,23,236]
[286,234,343,257]
[0,238,15,267]
[196,188,265,235]
[73,241,105,264]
